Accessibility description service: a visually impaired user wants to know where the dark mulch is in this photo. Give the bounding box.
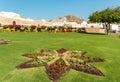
[70,64,104,76]
[22,54,34,58]
[84,57,105,63]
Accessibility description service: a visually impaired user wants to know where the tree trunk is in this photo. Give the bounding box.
[104,23,110,35]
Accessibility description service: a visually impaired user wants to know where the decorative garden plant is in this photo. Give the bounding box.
[17,48,105,82]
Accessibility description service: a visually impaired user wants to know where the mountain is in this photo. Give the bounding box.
[0,16,34,25]
[0,11,50,26]
[50,15,84,24]
[0,11,34,22]
[0,12,83,26]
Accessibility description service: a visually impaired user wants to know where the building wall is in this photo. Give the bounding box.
[85,28,105,33]
[87,23,103,28]
[111,24,119,31]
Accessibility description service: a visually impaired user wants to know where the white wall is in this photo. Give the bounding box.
[80,21,87,27]
[53,22,64,26]
[52,21,81,28]
[87,23,103,28]
[111,24,119,31]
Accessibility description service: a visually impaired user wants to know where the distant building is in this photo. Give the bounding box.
[52,21,88,28]
[87,23,120,32]
[110,24,120,32]
[80,21,87,27]
[87,23,103,28]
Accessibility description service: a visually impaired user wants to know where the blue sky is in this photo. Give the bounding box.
[0,0,120,21]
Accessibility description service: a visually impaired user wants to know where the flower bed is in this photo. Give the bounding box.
[45,58,71,82]
[16,60,43,69]
[17,49,58,69]
[66,51,104,63]
[68,59,104,76]
[65,51,105,76]
[17,48,105,82]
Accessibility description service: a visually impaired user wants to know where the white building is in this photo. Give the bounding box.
[87,23,120,31]
[110,24,120,31]
[52,20,120,32]
[52,22,64,26]
[80,21,88,27]
[52,21,88,28]
[87,23,103,28]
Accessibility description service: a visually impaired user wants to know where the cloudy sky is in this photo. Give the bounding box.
[0,0,120,20]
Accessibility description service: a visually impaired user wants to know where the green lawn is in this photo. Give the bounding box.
[0,32,120,82]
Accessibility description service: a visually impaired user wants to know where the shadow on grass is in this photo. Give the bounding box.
[78,32,106,35]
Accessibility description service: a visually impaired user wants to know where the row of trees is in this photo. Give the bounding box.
[89,6,120,34]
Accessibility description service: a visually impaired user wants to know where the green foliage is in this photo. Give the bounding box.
[3,25,9,29]
[89,6,120,23]
[89,6,120,34]
[23,25,30,28]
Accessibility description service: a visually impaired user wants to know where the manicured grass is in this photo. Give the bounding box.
[0,32,120,82]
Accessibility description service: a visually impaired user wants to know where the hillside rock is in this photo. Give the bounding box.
[0,11,50,26]
[50,15,84,24]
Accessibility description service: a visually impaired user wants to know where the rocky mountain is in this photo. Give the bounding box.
[0,12,83,26]
[0,11,34,21]
[50,15,84,24]
[0,16,33,25]
[0,11,49,26]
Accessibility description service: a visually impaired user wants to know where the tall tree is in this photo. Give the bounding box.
[89,6,120,34]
